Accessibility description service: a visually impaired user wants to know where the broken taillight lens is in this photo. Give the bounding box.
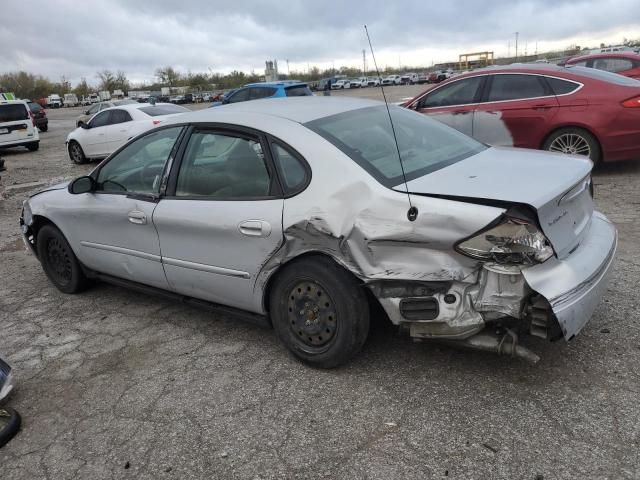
[456,217,554,265]
[621,95,640,108]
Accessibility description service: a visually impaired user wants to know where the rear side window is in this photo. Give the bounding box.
[419,76,483,108]
[593,57,633,73]
[545,77,580,95]
[0,104,29,122]
[488,74,547,101]
[250,87,277,100]
[139,105,189,116]
[285,85,312,97]
[271,142,308,195]
[110,109,132,124]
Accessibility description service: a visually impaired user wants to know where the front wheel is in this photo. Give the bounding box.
[68,141,87,164]
[27,142,39,151]
[543,127,601,164]
[36,224,89,294]
[269,256,370,368]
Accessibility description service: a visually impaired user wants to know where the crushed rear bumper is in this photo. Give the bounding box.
[522,211,617,340]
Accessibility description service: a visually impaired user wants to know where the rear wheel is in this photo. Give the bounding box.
[39,125,48,132]
[27,142,39,151]
[36,224,89,294]
[68,141,87,164]
[269,256,370,368]
[543,127,601,164]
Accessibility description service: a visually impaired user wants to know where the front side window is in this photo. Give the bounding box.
[419,76,483,108]
[226,89,250,104]
[487,74,547,102]
[176,131,272,198]
[89,111,111,128]
[306,105,486,188]
[96,127,183,194]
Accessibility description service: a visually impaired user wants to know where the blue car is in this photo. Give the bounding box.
[209,81,312,107]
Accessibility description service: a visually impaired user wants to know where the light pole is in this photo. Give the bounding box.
[515,32,519,61]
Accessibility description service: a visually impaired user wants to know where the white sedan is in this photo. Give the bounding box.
[66,103,189,164]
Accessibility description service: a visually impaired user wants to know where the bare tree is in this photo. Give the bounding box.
[96,70,116,91]
[155,66,181,87]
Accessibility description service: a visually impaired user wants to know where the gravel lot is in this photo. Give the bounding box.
[1,87,639,480]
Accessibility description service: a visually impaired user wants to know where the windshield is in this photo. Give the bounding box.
[138,105,190,116]
[305,105,486,188]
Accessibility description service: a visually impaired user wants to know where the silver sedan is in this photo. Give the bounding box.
[20,97,617,367]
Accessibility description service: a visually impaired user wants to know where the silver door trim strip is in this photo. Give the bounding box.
[163,257,251,279]
[80,241,161,262]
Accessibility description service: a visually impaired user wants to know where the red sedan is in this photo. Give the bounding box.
[565,52,640,79]
[404,64,640,163]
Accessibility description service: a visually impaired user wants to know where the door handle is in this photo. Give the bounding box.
[238,220,271,237]
[532,104,553,110]
[128,210,147,225]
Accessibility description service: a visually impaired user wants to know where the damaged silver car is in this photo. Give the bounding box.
[20,97,617,367]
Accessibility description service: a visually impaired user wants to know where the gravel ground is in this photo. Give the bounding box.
[0,90,639,480]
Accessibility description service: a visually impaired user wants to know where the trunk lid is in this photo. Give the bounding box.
[401,146,594,259]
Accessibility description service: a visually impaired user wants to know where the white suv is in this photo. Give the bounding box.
[0,100,40,151]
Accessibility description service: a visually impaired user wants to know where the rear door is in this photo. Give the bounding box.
[153,127,284,313]
[412,76,485,137]
[0,103,34,145]
[105,108,134,152]
[473,73,559,149]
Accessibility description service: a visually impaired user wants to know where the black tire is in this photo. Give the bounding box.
[27,142,39,152]
[68,141,87,164]
[36,224,89,294]
[542,127,601,164]
[39,125,48,132]
[0,407,21,448]
[269,256,370,368]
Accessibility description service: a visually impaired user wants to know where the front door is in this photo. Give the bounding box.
[67,126,185,289]
[413,75,485,137]
[83,110,114,157]
[153,128,284,313]
[473,74,559,149]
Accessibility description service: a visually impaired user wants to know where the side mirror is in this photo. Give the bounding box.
[68,176,96,194]
[80,122,90,129]
[85,110,90,115]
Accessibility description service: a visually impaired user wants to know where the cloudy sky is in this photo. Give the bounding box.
[1,0,639,86]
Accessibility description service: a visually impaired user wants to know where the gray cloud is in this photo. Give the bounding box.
[1,0,639,85]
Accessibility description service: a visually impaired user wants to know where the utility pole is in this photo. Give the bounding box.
[286,59,290,76]
[515,32,519,61]
[362,49,366,74]
[508,40,511,58]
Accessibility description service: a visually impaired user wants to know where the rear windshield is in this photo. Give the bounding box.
[138,105,190,116]
[285,85,312,97]
[28,102,43,112]
[566,65,640,86]
[305,105,486,188]
[0,104,29,122]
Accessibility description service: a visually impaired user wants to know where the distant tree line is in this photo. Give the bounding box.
[2,37,638,98]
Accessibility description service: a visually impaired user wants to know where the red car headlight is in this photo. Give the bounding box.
[456,217,554,265]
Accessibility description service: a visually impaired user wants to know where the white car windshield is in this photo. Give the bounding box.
[305,105,486,188]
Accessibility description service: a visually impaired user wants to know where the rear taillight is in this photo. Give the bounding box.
[622,95,640,108]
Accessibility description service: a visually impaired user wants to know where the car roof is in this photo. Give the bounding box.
[244,81,307,88]
[0,99,28,106]
[566,51,640,62]
[174,96,381,124]
[102,102,175,112]
[442,63,601,80]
